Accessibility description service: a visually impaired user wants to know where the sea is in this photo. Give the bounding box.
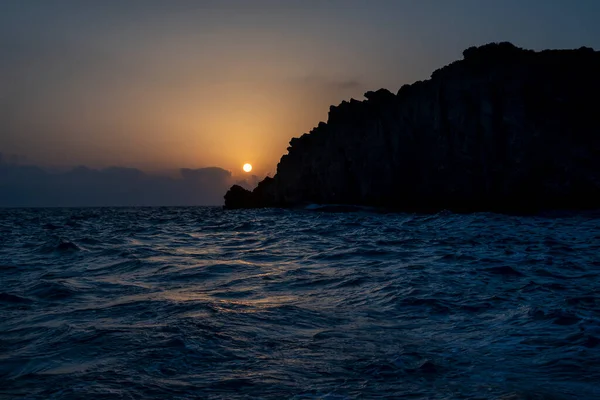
[0,207,599,400]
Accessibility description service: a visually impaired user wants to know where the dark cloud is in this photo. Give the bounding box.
[0,161,251,207]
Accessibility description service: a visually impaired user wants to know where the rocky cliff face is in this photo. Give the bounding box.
[224,42,600,212]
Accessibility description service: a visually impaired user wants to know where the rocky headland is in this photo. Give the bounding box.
[224,42,600,212]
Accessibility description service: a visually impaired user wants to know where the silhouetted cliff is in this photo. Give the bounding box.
[224,42,600,212]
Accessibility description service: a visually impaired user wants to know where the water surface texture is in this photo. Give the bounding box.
[1,207,599,399]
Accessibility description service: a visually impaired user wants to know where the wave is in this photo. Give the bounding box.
[0,207,599,399]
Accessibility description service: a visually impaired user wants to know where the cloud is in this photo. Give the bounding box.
[0,163,247,207]
[292,75,364,92]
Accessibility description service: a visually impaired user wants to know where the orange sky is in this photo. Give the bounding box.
[2,1,599,178]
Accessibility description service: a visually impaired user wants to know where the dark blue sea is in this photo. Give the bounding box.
[1,207,599,399]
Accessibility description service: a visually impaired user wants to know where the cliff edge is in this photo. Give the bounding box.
[224,42,600,212]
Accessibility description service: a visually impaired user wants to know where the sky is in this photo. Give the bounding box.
[1,0,600,187]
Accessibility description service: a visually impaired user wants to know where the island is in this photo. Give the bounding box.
[224,42,600,213]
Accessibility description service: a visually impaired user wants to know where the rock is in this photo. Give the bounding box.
[223,42,600,212]
[223,177,280,209]
[223,185,256,209]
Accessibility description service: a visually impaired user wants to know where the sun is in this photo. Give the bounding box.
[243,163,253,173]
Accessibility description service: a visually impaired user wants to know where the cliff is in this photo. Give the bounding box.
[224,42,600,212]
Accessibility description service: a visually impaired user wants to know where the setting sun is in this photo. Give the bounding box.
[243,163,253,173]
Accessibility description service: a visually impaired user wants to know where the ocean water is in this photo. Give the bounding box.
[1,207,599,400]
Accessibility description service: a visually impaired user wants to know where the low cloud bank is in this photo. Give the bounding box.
[0,158,258,207]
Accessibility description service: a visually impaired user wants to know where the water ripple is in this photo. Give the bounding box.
[0,207,599,399]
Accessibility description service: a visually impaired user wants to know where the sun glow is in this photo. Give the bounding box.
[243,163,253,173]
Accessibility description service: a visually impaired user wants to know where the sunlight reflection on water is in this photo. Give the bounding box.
[0,207,599,399]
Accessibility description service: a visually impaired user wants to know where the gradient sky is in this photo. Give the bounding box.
[1,1,599,177]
